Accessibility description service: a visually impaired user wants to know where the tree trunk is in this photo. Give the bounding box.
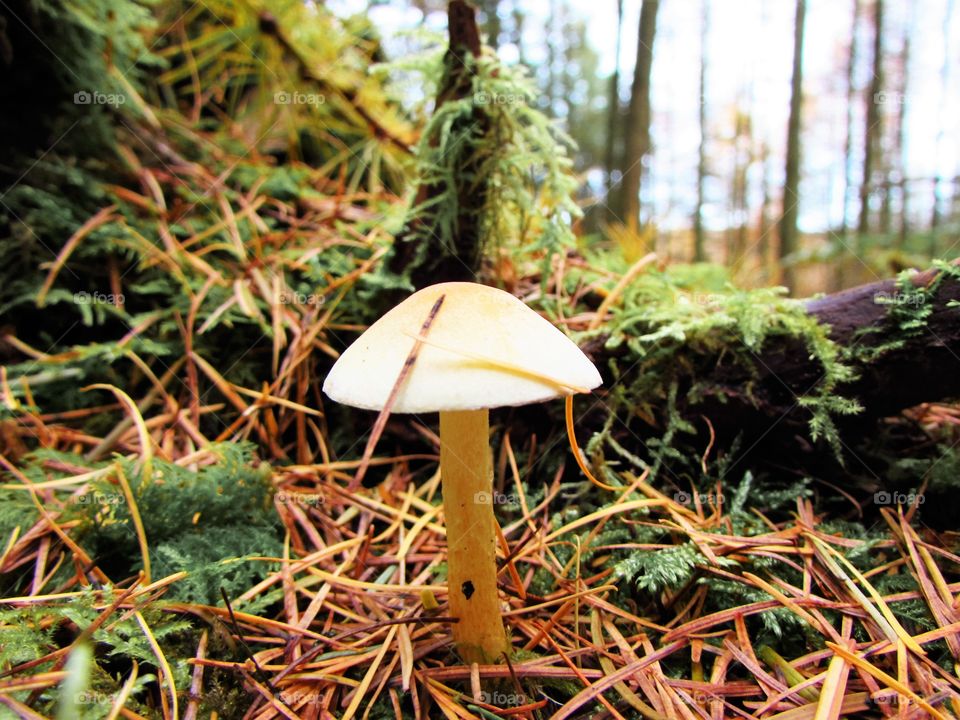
[835,0,861,291]
[693,0,709,262]
[511,3,526,66]
[759,140,773,277]
[545,0,560,113]
[896,15,911,250]
[558,6,576,133]
[388,1,485,290]
[479,0,500,48]
[604,0,624,200]
[619,0,659,228]
[858,0,884,239]
[779,0,806,292]
[729,108,751,272]
[930,0,954,238]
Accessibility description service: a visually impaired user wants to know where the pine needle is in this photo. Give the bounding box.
[350,294,446,491]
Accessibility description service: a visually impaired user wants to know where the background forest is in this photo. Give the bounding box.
[347,0,960,294]
[0,0,959,719]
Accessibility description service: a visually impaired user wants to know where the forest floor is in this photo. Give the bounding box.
[2,2,960,718]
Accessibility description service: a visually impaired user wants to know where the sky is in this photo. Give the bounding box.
[330,0,960,233]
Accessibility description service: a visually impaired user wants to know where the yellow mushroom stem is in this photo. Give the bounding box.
[439,409,510,664]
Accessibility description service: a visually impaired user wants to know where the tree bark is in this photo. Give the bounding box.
[833,0,861,291]
[604,0,624,199]
[619,0,659,228]
[545,0,560,113]
[759,140,772,275]
[388,0,486,290]
[728,109,751,271]
[478,0,500,48]
[858,0,884,238]
[510,4,526,66]
[931,0,954,235]
[779,0,806,291]
[895,16,911,249]
[693,0,709,262]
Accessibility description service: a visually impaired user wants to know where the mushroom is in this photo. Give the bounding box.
[322,282,601,664]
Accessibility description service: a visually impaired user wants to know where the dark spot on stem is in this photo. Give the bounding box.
[461,580,475,600]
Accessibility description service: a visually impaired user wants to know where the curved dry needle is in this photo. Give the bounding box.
[402,328,612,491]
[349,294,446,491]
[566,395,619,492]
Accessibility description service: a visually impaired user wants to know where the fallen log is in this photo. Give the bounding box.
[804,265,960,421]
[583,262,960,473]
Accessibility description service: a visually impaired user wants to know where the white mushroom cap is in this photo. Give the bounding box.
[323,282,602,413]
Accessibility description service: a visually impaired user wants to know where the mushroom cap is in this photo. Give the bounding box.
[323,282,602,413]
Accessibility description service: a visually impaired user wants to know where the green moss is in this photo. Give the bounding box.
[544,262,862,478]
[391,50,581,285]
[9,444,284,605]
[853,259,960,362]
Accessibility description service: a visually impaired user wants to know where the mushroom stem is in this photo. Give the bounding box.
[439,409,510,664]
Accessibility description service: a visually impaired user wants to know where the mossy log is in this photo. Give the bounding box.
[586,264,960,469]
[803,266,960,421]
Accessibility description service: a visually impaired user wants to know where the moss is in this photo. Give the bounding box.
[541,262,861,480]
[390,50,581,286]
[852,259,960,362]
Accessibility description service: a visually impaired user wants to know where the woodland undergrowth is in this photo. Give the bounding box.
[1,1,959,718]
